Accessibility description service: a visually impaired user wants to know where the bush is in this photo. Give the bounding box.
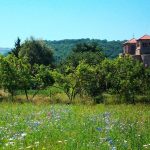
[94,95,104,104]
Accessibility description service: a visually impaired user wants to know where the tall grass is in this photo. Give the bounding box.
[0,103,149,150]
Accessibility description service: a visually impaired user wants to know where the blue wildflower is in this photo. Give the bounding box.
[33,121,41,127]
[106,137,114,145]
[96,127,102,132]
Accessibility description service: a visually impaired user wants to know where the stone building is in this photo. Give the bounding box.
[123,38,137,55]
[123,35,150,66]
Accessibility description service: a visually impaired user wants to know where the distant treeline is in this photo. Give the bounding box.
[0,39,125,62]
[45,39,125,63]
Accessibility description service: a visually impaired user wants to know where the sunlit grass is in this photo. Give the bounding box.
[0,103,149,150]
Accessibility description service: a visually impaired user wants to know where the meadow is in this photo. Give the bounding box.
[0,103,149,150]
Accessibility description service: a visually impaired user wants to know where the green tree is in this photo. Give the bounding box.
[16,57,32,101]
[142,67,150,102]
[0,55,55,102]
[10,37,21,58]
[108,56,145,104]
[31,64,55,100]
[0,55,20,100]
[56,42,106,103]
[98,58,115,91]
[59,42,105,73]
[52,67,80,103]
[72,42,102,53]
[76,61,106,103]
[19,37,54,66]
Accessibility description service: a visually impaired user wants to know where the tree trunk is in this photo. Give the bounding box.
[24,88,29,102]
[31,89,40,101]
[11,90,14,102]
[132,94,135,105]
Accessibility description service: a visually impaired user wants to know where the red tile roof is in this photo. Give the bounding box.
[138,35,150,40]
[123,38,137,45]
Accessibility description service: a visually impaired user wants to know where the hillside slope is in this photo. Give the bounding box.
[45,39,125,62]
[0,39,125,62]
[0,48,11,55]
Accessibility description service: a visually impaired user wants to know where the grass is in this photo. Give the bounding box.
[16,86,63,97]
[2,86,148,105]
[0,103,149,150]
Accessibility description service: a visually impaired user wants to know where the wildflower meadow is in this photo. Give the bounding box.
[0,103,149,150]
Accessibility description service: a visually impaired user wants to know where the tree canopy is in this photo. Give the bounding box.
[19,37,54,66]
[10,37,21,58]
[45,39,125,64]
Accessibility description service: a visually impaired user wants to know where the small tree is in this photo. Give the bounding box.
[76,61,105,103]
[16,57,32,101]
[0,55,55,102]
[31,64,55,100]
[141,66,150,102]
[109,56,145,104]
[52,67,79,103]
[10,37,21,58]
[0,55,19,100]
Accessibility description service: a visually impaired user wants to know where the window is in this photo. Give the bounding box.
[131,45,136,51]
[142,43,148,47]
[130,45,136,54]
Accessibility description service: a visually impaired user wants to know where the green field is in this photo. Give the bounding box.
[0,103,149,150]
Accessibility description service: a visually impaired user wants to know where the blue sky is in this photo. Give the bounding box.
[0,0,150,47]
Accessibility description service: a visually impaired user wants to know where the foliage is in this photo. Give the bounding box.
[72,42,103,53]
[45,39,125,64]
[0,55,19,100]
[60,51,105,71]
[19,37,54,66]
[0,39,124,63]
[59,42,105,75]
[76,61,106,103]
[1,37,150,104]
[105,56,145,103]
[57,54,150,104]
[9,37,21,58]
[52,68,80,103]
[0,55,54,101]
[31,64,55,99]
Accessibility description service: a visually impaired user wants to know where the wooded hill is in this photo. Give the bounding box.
[45,39,125,63]
[0,39,125,63]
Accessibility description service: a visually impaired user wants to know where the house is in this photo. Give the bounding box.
[123,35,150,66]
[123,38,137,55]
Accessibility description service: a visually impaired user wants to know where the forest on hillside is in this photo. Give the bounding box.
[0,39,125,62]
[45,39,125,63]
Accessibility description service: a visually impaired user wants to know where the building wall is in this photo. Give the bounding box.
[123,44,136,55]
[141,54,150,66]
[136,40,150,54]
[135,48,140,55]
